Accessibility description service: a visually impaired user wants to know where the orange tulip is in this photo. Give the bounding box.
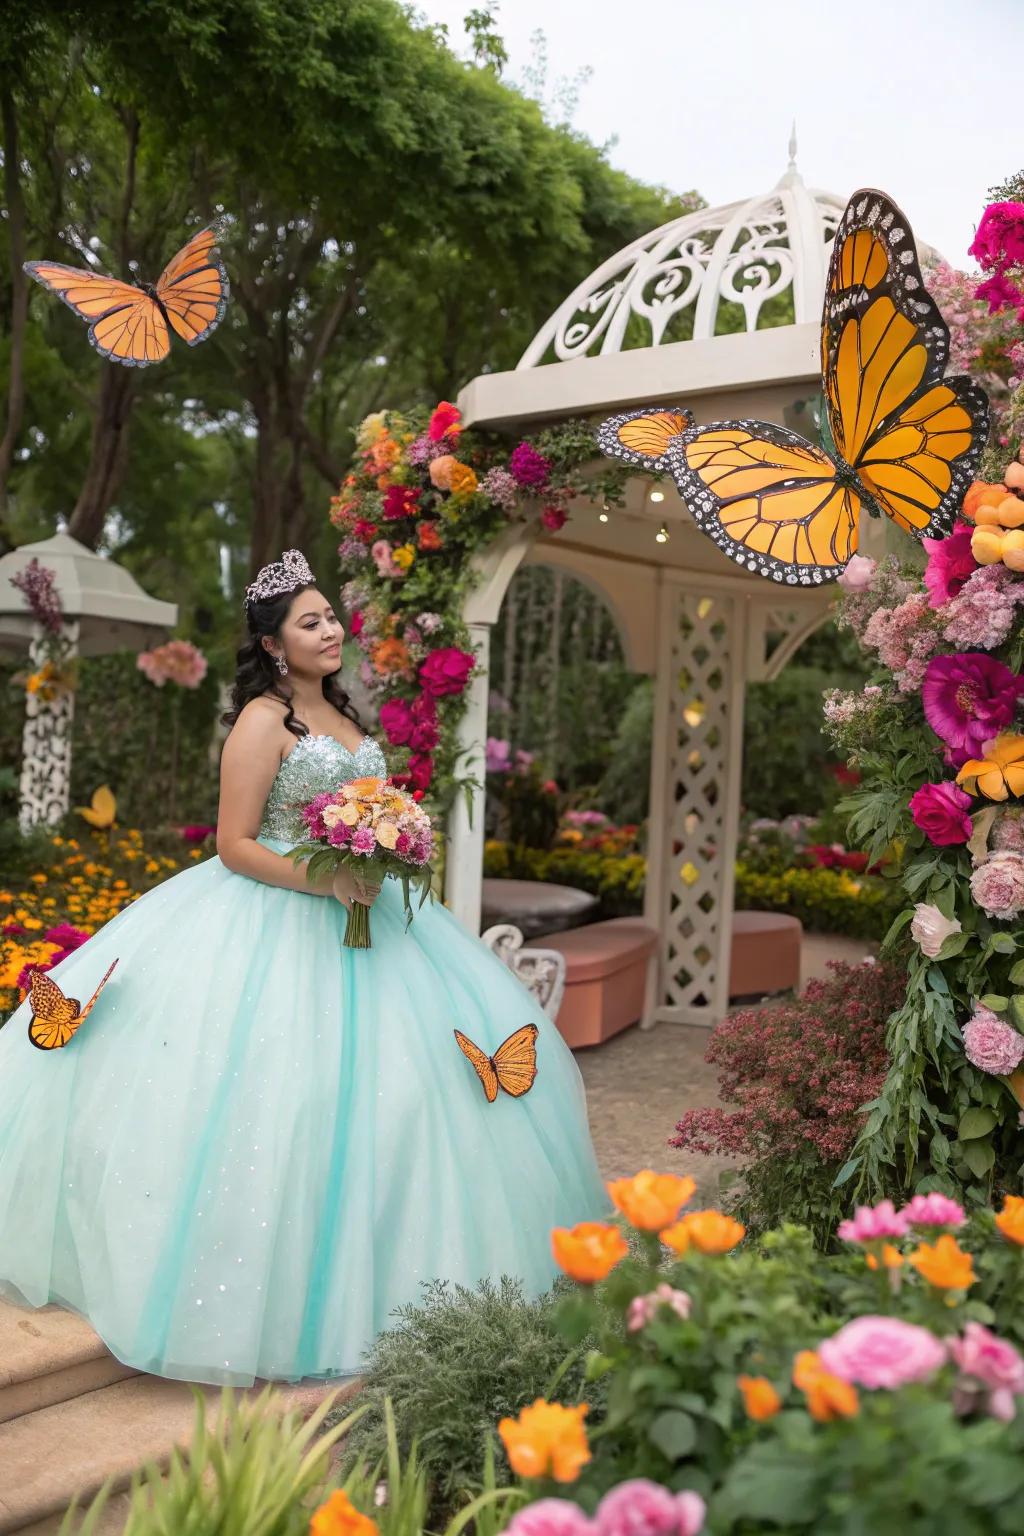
[792,1350,859,1423]
[498,1399,590,1483]
[737,1374,782,1421]
[660,1209,745,1255]
[606,1170,696,1231]
[310,1490,380,1536]
[551,1222,628,1284]
[995,1195,1024,1246]
[909,1233,976,1290]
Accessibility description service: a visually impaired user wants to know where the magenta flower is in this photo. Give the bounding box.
[508,441,552,489]
[350,827,377,855]
[902,1193,966,1229]
[837,1200,909,1244]
[379,698,415,746]
[969,202,1024,271]
[42,922,89,951]
[486,737,512,774]
[819,1317,946,1390]
[922,524,977,608]
[950,1322,1024,1421]
[909,781,973,847]
[503,1503,595,1536]
[962,1007,1024,1075]
[595,1480,705,1536]
[976,271,1024,319]
[625,1284,692,1333]
[181,824,216,845]
[419,647,475,697]
[921,653,1024,767]
[542,504,568,532]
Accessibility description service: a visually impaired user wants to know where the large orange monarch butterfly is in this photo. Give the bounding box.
[24,222,229,368]
[27,959,118,1051]
[597,189,990,585]
[454,1023,538,1103]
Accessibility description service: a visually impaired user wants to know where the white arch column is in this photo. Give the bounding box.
[445,530,532,932]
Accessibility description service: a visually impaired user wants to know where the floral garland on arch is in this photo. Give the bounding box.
[330,402,628,814]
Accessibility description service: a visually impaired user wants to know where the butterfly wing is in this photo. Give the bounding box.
[823,188,989,539]
[666,419,859,584]
[76,784,116,829]
[492,1023,539,1098]
[596,407,694,471]
[27,959,117,1051]
[155,222,229,348]
[454,1029,499,1102]
[24,260,170,366]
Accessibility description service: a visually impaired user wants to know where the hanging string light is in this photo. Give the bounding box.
[655,524,669,543]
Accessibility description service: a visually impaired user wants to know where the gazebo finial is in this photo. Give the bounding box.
[775,120,802,189]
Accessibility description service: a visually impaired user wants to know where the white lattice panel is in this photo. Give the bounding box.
[645,584,746,1025]
[19,622,78,832]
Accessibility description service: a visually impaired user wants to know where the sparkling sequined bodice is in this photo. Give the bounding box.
[258,734,388,844]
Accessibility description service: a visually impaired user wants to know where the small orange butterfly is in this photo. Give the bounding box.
[24,222,229,368]
[454,1023,539,1103]
[27,960,118,1051]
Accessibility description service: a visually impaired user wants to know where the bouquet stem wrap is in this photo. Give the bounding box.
[343,898,372,949]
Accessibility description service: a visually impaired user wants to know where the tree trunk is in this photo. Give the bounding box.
[0,87,28,539]
[67,365,137,546]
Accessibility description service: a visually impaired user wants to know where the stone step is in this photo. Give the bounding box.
[0,1301,137,1425]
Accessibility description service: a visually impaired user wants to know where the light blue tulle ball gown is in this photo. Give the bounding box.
[0,734,609,1386]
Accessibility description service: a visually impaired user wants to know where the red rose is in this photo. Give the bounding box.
[349,610,364,637]
[409,718,440,752]
[412,691,437,721]
[541,505,568,532]
[428,401,462,442]
[382,485,420,521]
[379,698,414,745]
[419,647,475,697]
[408,752,434,791]
[412,789,425,802]
[353,519,379,543]
[909,780,974,847]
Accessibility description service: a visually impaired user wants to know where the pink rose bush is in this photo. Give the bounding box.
[818,1316,946,1390]
[949,1322,1024,1421]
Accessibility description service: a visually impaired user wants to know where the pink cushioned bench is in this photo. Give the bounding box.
[728,911,802,999]
[534,917,657,1048]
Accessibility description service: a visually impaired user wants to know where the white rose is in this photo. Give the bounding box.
[322,805,346,828]
[838,554,877,591]
[910,902,962,958]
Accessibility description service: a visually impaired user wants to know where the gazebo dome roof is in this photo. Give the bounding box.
[518,135,940,370]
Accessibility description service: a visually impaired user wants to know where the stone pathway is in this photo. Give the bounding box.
[576,932,874,1199]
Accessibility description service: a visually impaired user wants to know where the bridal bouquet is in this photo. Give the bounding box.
[289,775,435,948]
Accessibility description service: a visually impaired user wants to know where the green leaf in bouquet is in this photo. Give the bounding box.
[980,995,1010,1013]
[962,1138,996,1178]
[646,1408,697,1461]
[959,1107,998,1141]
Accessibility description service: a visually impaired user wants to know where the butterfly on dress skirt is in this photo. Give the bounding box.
[597,189,990,586]
[454,1023,538,1102]
[24,221,229,368]
[75,784,117,829]
[27,959,118,1051]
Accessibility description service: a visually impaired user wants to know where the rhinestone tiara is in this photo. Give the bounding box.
[244,549,316,609]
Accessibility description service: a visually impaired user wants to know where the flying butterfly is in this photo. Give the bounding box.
[27,959,118,1051]
[76,784,117,830]
[454,1023,538,1103]
[24,222,229,368]
[597,189,990,585]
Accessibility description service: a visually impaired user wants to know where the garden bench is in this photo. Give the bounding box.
[532,917,658,1048]
[728,910,802,1000]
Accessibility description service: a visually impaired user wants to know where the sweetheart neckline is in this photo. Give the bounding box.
[279,732,370,767]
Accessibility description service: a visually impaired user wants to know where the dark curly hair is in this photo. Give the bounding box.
[222,582,361,738]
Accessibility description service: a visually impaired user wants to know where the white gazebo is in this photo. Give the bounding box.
[0,532,178,829]
[445,148,923,1025]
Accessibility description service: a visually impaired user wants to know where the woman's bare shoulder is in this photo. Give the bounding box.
[228,696,291,746]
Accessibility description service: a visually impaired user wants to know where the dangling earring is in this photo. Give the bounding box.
[274,653,288,676]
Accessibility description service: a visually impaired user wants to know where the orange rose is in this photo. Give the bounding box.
[551,1222,628,1284]
[429,454,456,491]
[737,1374,782,1421]
[909,1233,975,1290]
[369,437,400,473]
[606,1171,696,1231]
[498,1399,590,1483]
[995,1195,1024,1246]
[448,463,479,497]
[792,1350,859,1423]
[310,1490,379,1536]
[660,1209,745,1255]
[372,638,411,677]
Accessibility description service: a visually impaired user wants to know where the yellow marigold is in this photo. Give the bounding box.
[909,1233,975,1290]
[392,543,416,571]
[309,1489,379,1536]
[660,1209,745,1255]
[190,849,203,860]
[498,1399,590,1483]
[995,1195,1024,1246]
[145,860,160,874]
[30,874,47,885]
[551,1222,628,1284]
[792,1350,859,1423]
[737,1375,782,1421]
[606,1170,696,1231]
[448,462,478,497]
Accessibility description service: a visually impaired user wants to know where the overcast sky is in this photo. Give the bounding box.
[416,0,1019,270]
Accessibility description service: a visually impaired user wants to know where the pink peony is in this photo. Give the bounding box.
[508,441,552,490]
[923,524,977,607]
[949,1322,1024,1421]
[595,1480,705,1536]
[994,808,1024,853]
[419,647,475,697]
[819,1316,946,1390]
[408,716,440,752]
[503,1501,596,1536]
[910,902,962,958]
[970,850,1024,920]
[350,827,377,855]
[902,1193,966,1229]
[379,698,415,746]
[909,781,973,846]
[625,1284,692,1334]
[837,1200,909,1244]
[838,553,877,590]
[970,202,1024,272]
[962,1006,1024,1074]
[921,653,1024,767]
[407,752,434,792]
[941,565,1021,651]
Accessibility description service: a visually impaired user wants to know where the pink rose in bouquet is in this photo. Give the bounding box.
[290,774,435,948]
